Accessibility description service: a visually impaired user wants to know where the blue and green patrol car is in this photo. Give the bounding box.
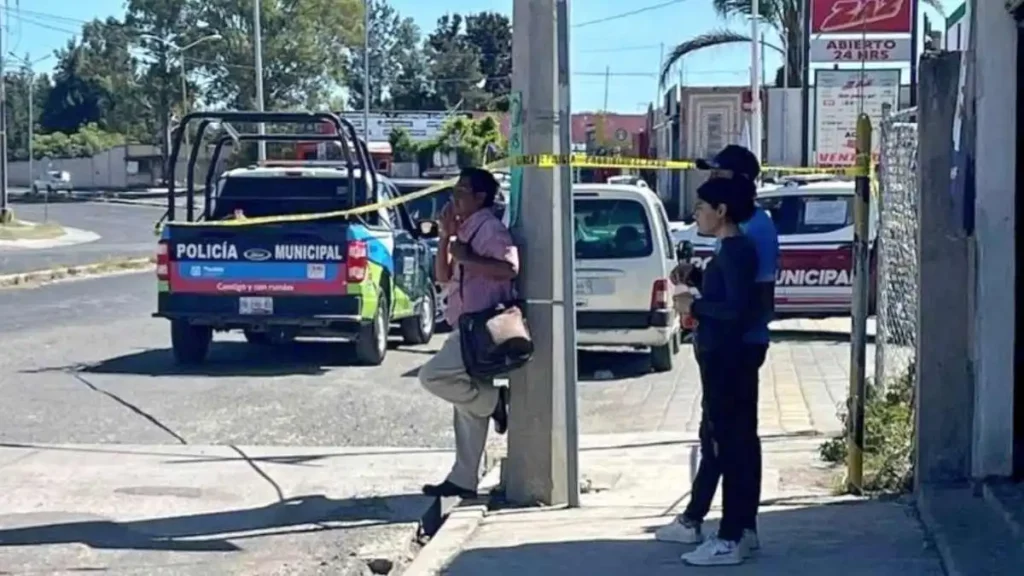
[154,166,438,366]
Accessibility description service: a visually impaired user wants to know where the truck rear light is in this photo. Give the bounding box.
[650,278,670,310]
[347,240,368,283]
[156,241,169,280]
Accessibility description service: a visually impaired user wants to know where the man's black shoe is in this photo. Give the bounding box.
[492,386,509,435]
[421,480,477,499]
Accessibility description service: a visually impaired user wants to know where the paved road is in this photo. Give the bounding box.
[0,202,163,275]
[0,272,858,573]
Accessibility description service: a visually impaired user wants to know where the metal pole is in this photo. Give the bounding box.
[363,0,371,143]
[909,0,920,106]
[29,74,42,222]
[799,0,812,166]
[253,0,266,161]
[0,4,10,224]
[847,113,872,494]
[555,0,579,509]
[181,61,190,150]
[750,4,761,162]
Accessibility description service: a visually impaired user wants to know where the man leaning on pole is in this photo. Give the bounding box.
[655,144,779,565]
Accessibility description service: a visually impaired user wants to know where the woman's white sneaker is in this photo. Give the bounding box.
[654,516,703,544]
[680,537,744,566]
[741,529,760,557]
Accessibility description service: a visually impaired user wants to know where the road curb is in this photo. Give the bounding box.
[0,257,156,289]
[405,466,501,576]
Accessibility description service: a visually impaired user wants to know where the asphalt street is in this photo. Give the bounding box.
[0,271,853,574]
[0,202,164,275]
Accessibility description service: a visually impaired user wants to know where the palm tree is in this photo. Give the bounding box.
[660,0,946,88]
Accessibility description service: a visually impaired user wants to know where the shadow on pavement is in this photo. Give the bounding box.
[23,339,417,378]
[401,348,663,382]
[442,498,943,576]
[770,329,874,345]
[0,493,428,553]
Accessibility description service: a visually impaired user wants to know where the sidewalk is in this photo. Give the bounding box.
[417,433,945,576]
[0,443,455,574]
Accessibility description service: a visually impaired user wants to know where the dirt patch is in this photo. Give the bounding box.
[0,220,66,241]
[0,257,156,289]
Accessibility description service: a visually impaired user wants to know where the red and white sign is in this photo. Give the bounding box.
[813,69,900,167]
[811,0,914,34]
[810,37,912,63]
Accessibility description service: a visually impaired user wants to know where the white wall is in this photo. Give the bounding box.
[970,0,1016,479]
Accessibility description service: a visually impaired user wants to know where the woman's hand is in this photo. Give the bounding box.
[439,202,458,238]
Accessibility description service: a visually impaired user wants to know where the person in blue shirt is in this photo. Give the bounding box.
[658,145,779,564]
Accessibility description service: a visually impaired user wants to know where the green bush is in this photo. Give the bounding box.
[819,361,915,493]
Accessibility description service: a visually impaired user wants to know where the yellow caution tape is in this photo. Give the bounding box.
[155,154,870,232]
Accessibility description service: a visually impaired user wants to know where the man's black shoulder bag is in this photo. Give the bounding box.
[457,224,534,379]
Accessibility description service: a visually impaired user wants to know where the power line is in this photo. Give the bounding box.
[574,0,690,29]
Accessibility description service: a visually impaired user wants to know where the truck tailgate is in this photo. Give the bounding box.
[159,223,356,319]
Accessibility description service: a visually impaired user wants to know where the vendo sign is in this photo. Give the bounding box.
[810,37,911,63]
[811,0,914,34]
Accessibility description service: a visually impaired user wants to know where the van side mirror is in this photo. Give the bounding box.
[676,240,693,263]
[417,219,439,238]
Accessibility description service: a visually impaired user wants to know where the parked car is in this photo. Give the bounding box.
[671,176,879,318]
[32,170,73,195]
[574,183,682,371]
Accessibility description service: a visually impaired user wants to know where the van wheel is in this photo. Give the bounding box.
[171,320,212,365]
[355,292,389,365]
[400,290,435,345]
[650,342,675,373]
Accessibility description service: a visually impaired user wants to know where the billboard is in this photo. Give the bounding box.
[813,69,901,166]
[811,0,914,34]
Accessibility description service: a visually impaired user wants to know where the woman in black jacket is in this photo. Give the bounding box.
[671,177,761,566]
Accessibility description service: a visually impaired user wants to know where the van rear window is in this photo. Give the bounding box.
[574,198,653,259]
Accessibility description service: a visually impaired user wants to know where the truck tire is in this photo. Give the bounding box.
[171,320,212,365]
[650,342,675,373]
[400,290,435,345]
[355,291,389,365]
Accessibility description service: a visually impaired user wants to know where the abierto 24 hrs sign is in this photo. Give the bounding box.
[810,37,911,63]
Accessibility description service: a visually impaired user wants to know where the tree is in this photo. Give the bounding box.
[418,115,505,168]
[4,69,52,160]
[32,123,126,159]
[463,12,512,111]
[185,0,362,111]
[346,0,433,111]
[660,0,945,88]
[425,14,488,110]
[388,126,417,161]
[41,17,146,138]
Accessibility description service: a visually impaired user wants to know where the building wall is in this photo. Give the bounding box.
[971,0,1017,479]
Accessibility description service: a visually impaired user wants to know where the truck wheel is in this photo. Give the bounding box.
[171,320,212,365]
[244,330,271,345]
[355,292,389,365]
[400,290,435,345]
[650,342,675,373]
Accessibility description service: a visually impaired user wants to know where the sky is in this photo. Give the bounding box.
[8,0,956,114]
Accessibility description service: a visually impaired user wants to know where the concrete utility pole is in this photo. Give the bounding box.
[506,0,578,507]
[749,0,762,162]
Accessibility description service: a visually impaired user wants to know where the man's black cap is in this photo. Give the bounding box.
[695,144,761,180]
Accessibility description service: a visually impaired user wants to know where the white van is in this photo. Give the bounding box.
[574,184,682,372]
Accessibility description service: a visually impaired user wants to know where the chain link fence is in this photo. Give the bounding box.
[875,104,919,389]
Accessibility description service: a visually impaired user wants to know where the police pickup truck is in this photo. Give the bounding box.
[155,166,437,366]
